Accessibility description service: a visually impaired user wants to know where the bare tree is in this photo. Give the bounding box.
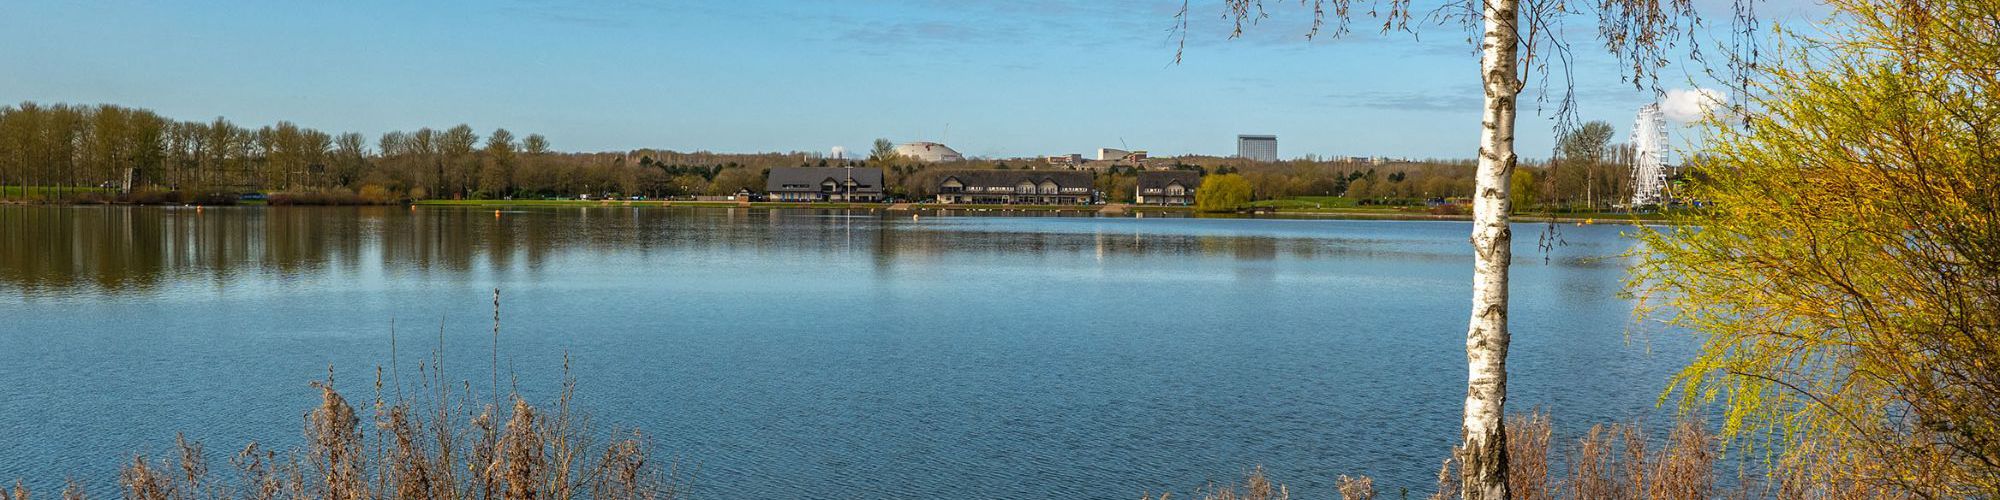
[1176,1,1754,498]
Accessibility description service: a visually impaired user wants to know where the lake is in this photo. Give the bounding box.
[0,205,1690,499]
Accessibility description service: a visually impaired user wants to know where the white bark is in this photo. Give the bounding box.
[1461,0,1522,497]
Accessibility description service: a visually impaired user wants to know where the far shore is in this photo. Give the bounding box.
[410,198,1671,224]
[1,197,1673,224]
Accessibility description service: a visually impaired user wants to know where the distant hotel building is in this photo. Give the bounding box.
[765,166,884,202]
[935,170,1094,205]
[1237,134,1278,162]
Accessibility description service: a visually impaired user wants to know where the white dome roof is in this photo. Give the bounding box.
[893,142,964,163]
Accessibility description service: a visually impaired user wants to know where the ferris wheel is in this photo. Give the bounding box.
[1630,103,1670,207]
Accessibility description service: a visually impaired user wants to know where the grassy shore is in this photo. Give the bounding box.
[7,194,1671,224]
[413,198,1193,213]
[1262,207,1673,224]
[0,185,114,201]
[1249,196,1675,223]
[414,198,1672,224]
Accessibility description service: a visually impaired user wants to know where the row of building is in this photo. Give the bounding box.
[764,167,1203,206]
[868,135,1280,172]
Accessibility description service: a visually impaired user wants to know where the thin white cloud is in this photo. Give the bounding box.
[1659,87,1725,123]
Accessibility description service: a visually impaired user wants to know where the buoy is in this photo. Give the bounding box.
[494,210,502,218]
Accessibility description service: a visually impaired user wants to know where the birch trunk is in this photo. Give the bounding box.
[1461,0,1522,497]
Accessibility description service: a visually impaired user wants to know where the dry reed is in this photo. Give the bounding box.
[62,371,679,500]
[1148,409,1917,500]
[5,292,684,500]
[1334,475,1375,500]
[1506,411,1553,500]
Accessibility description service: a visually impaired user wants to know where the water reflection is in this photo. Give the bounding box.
[0,205,1672,498]
[1,207,1509,297]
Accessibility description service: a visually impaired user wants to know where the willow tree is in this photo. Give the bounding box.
[868,138,902,169]
[1177,0,1753,497]
[1635,0,2000,494]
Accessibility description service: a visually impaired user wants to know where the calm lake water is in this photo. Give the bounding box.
[0,206,1690,499]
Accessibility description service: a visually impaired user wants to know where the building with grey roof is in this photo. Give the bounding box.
[1135,170,1202,206]
[765,166,885,202]
[934,170,1094,205]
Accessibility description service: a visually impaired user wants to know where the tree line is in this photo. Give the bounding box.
[0,102,849,203]
[0,101,1653,209]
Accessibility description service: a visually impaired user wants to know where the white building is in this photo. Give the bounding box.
[893,142,965,163]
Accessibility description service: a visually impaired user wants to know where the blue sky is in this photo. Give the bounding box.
[0,0,1817,159]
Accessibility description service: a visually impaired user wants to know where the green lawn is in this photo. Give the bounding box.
[1251,196,1367,209]
[1250,196,1412,212]
[0,186,115,199]
[414,198,666,207]
[1242,195,1680,222]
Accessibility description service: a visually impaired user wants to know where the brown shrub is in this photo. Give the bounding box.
[357,184,401,204]
[1336,475,1375,500]
[1426,203,1467,216]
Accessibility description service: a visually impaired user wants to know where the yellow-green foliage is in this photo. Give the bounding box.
[1632,0,2000,495]
[1196,173,1253,212]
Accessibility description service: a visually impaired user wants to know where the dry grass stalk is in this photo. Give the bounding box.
[1427,457,1457,500]
[59,479,85,500]
[174,434,207,500]
[1335,474,1375,500]
[590,433,677,500]
[499,399,548,500]
[540,354,590,500]
[1642,418,1716,500]
[306,377,369,500]
[228,443,291,500]
[1506,411,1553,500]
[1620,424,1647,497]
[118,455,171,500]
[383,405,437,500]
[1144,466,1291,500]
[468,406,501,500]
[1564,423,1627,499]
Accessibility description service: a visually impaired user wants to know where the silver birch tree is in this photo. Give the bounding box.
[1179,1,1754,498]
